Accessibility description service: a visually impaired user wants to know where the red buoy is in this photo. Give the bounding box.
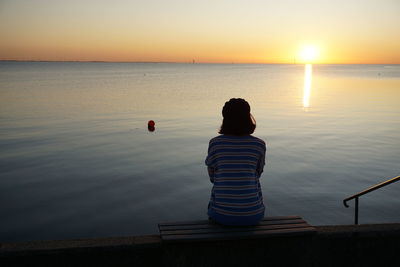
[148,120,155,127]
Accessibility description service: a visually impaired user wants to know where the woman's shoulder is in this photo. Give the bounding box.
[208,135,225,144]
[249,135,266,144]
[248,135,267,149]
[209,135,266,144]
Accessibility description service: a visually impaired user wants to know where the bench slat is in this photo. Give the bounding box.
[161,222,310,236]
[162,227,316,242]
[159,215,302,227]
[159,218,305,231]
[158,216,316,242]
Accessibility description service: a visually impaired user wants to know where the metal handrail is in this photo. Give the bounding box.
[343,175,400,225]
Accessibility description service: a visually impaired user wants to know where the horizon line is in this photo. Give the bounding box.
[0,59,399,65]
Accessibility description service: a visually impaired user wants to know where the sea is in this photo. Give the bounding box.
[0,62,399,242]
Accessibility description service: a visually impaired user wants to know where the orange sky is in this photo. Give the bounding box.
[0,0,399,64]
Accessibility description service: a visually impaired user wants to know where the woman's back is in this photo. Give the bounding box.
[206,134,266,225]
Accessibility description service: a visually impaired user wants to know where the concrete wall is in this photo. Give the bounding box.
[1,224,400,267]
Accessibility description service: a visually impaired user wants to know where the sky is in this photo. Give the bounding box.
[0,0,399,64]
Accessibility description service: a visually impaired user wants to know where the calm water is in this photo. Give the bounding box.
[0,62,399,242]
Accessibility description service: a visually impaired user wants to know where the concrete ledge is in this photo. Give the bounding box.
[1,235,161,254]
[317,223,400,235]
[1,224,400,266]
[0,235,162,267]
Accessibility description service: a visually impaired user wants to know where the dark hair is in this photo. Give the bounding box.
[219,98,256,135]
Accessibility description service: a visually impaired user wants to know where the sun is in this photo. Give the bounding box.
[298,45,319,63]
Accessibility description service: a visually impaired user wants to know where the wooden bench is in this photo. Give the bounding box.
[158,215,316,242]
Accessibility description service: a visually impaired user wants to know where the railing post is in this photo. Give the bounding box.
[355,197,359,225]
[344,176,400,225]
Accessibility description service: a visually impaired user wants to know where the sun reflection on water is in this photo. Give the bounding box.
[303,64,313,108]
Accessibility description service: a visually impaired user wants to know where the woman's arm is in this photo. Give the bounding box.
[207,167,215,183]
[205,139,216,183]
[256,144,266,178]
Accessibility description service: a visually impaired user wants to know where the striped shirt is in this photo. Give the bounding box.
[205,135,266,225]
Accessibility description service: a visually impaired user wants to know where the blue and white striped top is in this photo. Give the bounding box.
[205,135,266,225]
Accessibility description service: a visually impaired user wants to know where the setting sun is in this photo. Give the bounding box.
[299,45,320,63]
